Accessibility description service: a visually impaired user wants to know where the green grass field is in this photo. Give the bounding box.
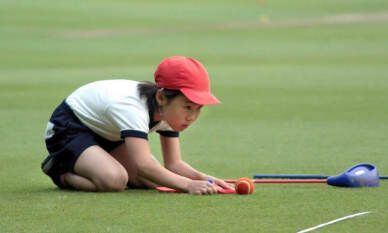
[1,0,388,232]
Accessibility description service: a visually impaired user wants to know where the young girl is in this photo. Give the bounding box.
[41,56,232,195]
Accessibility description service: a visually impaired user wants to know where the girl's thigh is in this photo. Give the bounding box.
[74,145,128,189]
[110,144,159,188]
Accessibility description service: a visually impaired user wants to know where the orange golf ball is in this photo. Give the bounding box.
[235,177,255,195]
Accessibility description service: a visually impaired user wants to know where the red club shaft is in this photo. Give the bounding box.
[225,179,327,184]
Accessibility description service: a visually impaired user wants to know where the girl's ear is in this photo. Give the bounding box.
[156,89,167,106]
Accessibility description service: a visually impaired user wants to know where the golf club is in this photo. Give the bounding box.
[254,163,382,187]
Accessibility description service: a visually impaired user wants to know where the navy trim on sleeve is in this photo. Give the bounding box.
[156,130,179,137]
[121,130,148,140]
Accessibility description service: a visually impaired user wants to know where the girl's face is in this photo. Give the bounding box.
[158,93,203,132]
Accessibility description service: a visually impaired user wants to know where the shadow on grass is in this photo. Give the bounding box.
[9,184,162,197]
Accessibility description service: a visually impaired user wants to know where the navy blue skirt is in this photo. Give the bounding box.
[41,100,124,188]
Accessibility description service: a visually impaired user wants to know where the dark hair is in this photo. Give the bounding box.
[137,81,182,113]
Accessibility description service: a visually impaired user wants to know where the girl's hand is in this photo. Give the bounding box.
[186,180,218,195]
[205,176,235,190]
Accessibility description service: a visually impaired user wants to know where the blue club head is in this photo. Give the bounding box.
[327,163,380,187]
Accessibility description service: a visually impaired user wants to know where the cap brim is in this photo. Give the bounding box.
[181,88,220,105]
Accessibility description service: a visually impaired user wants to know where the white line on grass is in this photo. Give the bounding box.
[296,211,371,233]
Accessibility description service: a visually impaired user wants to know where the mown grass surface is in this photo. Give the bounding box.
[1,0,387,232]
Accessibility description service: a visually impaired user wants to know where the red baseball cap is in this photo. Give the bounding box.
[154,56,220,105]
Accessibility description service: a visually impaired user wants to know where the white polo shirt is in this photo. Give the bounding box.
[65,79,178,141]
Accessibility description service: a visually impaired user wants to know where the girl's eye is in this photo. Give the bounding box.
[185,106,192,110]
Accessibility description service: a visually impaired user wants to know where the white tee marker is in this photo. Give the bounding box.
[296,211,371,233]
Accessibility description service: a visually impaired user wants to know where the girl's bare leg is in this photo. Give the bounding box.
[63,145,129,192]
[62,172,97,191]
[110,144,159,188]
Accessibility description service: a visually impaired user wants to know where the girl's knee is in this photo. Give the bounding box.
[96,169,128,192]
